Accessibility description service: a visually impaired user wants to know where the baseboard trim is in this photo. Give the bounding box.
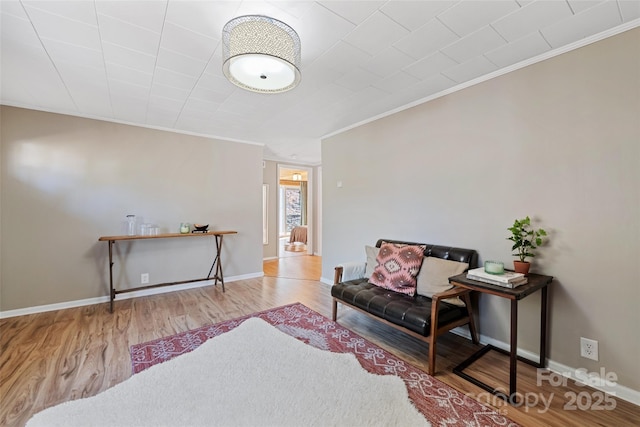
[0,272,264,319]
[449,327,640,406]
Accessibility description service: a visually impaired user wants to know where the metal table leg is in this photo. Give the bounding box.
[509,299,518,399]
[540,286,548,366]
[453,290,548,404]
[206,234,226,292]
[108,240,115,313]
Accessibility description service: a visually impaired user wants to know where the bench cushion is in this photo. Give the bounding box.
[331,278,468,336]
[416,256,469,306]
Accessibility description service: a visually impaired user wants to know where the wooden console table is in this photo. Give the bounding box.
[98,231,237,312]
[448,272,553,403]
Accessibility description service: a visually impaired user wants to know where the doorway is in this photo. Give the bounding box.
[277,165,313,258]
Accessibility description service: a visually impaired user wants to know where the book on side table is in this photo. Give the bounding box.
[466,267,528,288]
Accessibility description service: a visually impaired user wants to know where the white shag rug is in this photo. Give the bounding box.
[27,318,430,427]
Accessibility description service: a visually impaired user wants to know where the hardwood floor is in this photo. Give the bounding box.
[263,254,321,280]
[1,257,638,427]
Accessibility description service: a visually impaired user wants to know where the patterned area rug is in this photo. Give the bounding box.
[130,303,519,427]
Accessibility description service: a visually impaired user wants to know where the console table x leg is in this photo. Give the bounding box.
[206,235,226,292]
[108,240,115,313]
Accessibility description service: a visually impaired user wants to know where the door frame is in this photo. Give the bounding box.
[277,164,313,258]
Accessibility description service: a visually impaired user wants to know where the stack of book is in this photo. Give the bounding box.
[466,267,528,288]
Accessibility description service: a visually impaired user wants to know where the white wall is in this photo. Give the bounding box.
[262,160,279,260]
[322,28,640,391]
[1,107,264,311]
[315,166,322,256]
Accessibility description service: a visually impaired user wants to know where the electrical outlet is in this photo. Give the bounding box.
[580,337,598,361]
[141,273,149,284]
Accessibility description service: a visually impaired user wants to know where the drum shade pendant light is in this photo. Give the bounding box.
[222,15,301,93]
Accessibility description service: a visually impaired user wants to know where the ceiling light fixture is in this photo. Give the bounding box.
[222,15,301,94]
[292,173,302,181]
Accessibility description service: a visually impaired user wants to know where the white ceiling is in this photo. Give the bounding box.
[1,1,638,165]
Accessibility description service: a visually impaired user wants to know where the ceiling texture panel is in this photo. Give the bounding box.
[1,0,638,165]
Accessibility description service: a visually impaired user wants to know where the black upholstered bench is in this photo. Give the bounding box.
[331,239,479,375]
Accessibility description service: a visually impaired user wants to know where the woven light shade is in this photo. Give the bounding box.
[222,15,301,94]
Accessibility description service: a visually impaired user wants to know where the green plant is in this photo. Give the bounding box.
[507,216,547,262]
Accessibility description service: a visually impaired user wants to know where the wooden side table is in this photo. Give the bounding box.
[448,272,553,402]
[99,231,237,312]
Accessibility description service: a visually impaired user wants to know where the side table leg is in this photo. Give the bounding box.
[540,286,548,367]
[510,299,518,399]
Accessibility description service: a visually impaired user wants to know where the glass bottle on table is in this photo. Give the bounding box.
[126,215,136,236]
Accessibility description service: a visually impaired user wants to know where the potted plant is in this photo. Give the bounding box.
[507,216,547,274]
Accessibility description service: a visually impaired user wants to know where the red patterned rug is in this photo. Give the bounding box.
[130,303,518,427]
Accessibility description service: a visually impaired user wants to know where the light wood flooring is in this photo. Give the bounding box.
[1,256,638,427]
[263,254,321,280]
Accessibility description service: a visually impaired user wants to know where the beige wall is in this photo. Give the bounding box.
[1,107,264,311]
[322,28,639,390]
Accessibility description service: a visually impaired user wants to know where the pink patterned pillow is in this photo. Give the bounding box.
[369,243,426,296]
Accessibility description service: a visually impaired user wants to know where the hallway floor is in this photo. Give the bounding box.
[263,254,321,281]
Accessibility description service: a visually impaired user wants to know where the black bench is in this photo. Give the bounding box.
[331,239,479,375]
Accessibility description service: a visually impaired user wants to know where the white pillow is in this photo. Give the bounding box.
[416,256,469,306]
[364,245,380,278]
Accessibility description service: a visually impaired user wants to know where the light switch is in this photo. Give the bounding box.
[337,181,343,188]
